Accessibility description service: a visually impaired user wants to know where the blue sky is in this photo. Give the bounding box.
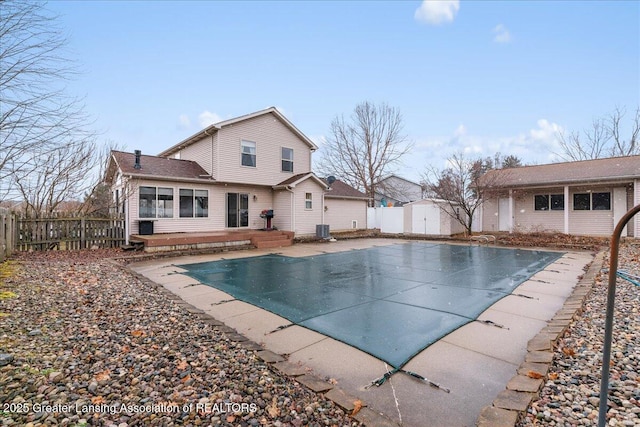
[49,0,639,182]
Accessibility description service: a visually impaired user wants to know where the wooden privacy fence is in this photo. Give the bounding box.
[0,208,16,262]
[16,217,126,251]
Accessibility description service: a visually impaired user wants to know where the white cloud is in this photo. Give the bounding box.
[529,119,562,141]
[492,24,511,43]
[453,124,466,138]
[414,0,460,25]
[402,120,565,178]
[198,111,222,128]
[177,114,191,130]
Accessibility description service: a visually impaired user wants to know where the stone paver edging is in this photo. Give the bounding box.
[476,250,606,427]
[127,266,398,426]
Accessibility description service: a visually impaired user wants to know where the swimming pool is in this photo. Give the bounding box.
[178,242,563,369]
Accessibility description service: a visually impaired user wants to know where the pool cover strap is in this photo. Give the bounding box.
[367,368,450,393]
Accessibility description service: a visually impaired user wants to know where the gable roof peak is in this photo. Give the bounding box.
[159,107,317,157]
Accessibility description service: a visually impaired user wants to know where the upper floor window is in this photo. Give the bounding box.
[305,192,312,209]
[139,186,173,218]
[534,194,564,211]
[179,189,209,218]
[282,147,293,172]
[573,192,610,211]
[241,140,256,167]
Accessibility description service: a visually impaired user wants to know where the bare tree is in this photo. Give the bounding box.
[0,0,97,211]
[13,137,98,218]
[79,141,127,217]
[316,101,412,206]
[609,106,639,157]
[556,107,640,161]
[423,152,506,235]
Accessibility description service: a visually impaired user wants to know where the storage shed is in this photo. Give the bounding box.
[403,199,466,236]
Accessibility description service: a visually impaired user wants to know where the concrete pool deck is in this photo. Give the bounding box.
[129,238,596,427]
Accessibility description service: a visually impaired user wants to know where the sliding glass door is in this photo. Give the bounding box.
[227,193,249,227]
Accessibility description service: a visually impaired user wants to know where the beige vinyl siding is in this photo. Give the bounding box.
[324,198,367,231]
[127,178,219,234]
[216,113,313,185]
[216,184,275,230]
[512,189,565,233]
[293,180,323,235]
[567,187,614,236]
[173,134,215,176]
[126,179,276,234]
[272,190,293,232]
[440,205,466,235]
[481,198,499,232]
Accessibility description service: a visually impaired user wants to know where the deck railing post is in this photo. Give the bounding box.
[598,203,640,427]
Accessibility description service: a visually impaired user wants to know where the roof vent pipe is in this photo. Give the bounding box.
[134,150,141,169]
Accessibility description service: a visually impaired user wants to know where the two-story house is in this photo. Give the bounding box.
[105,107,368,242]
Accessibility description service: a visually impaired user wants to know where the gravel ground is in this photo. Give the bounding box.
[518,243,640,427]
[0,250,362,427]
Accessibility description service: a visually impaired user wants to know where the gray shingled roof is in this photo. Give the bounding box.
[481,155,640,188]
[323,179,368,199]
[110,151,212,181]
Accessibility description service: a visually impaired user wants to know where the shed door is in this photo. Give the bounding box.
[498,198,510,231]
[412,204,440,235]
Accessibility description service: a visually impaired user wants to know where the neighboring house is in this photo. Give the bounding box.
[322,178,368,231]
[104,107,365,240]
[479,155,640,237]
[374,175,425,206]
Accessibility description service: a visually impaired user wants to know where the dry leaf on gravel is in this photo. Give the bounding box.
[267,399,280,417]
[527,371,544,379]
[351,400,363,416]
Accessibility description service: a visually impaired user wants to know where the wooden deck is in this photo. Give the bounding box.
[129,229,294,252]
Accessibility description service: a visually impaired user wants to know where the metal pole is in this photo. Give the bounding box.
[598,203,640,427]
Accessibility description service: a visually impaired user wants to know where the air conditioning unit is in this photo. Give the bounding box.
[316,224,330,238]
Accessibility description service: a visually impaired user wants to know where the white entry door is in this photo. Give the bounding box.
[498,198,510,231]
[613,187,628,236]
[412,204,440,235]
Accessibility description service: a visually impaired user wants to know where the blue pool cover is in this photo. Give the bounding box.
[178,242,563,369]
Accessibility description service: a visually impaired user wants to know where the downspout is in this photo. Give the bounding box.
[124,177,130,245]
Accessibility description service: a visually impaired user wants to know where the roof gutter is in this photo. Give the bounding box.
[122,173,215,184]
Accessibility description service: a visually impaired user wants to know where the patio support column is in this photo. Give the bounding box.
[508,189,514,233]
[633,179,640,239]
[564,185,570,234]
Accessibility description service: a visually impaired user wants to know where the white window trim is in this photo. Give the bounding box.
[241,140,257,168]
[281,147,294,173]
[305,192,313,210]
